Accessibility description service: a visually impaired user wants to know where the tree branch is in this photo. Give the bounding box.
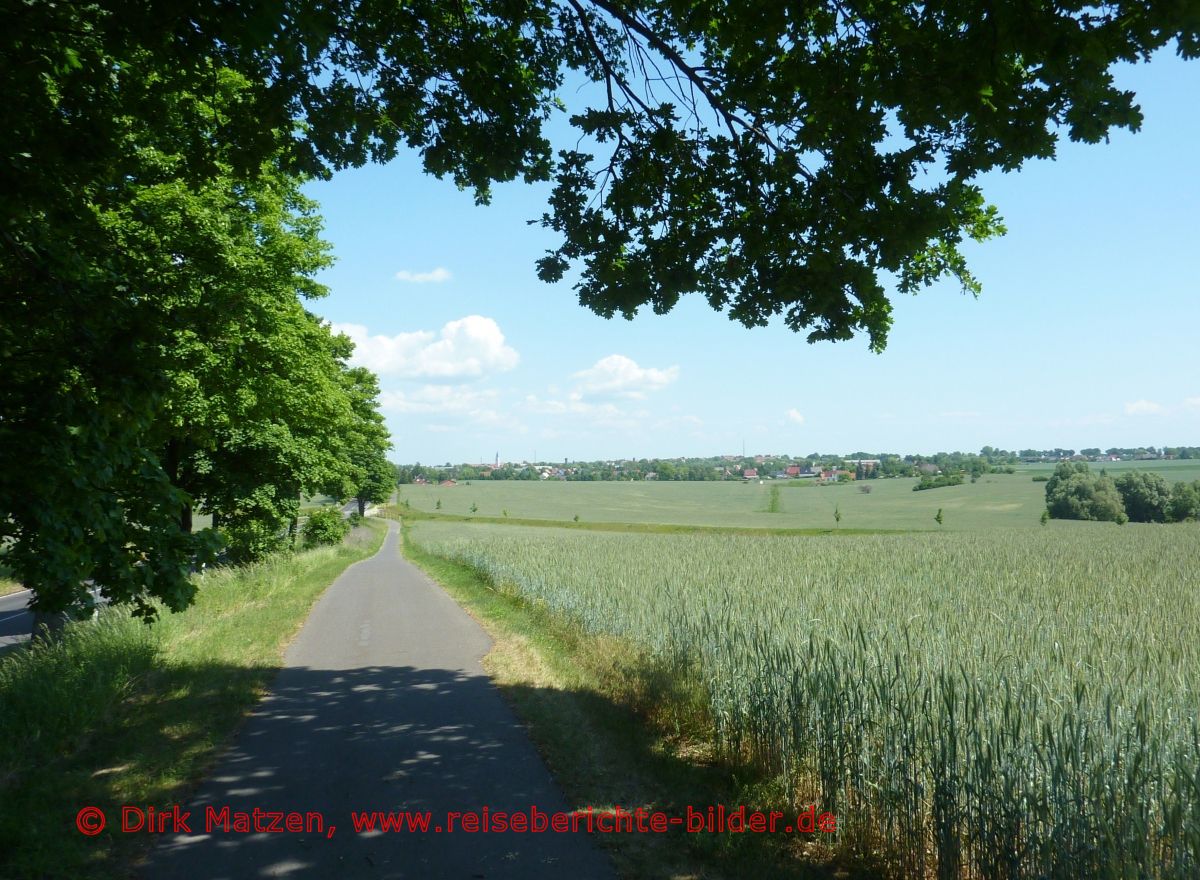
[576,0,816,184]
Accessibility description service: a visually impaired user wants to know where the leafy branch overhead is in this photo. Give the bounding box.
[8,2,1196,351]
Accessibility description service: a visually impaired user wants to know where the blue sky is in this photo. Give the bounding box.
[303,51,1199,465]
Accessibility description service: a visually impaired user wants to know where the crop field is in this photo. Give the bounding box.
[407,519,1200,878]
[397,460,1200,532]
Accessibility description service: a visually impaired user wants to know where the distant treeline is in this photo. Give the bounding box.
[399,448,1027,483]
[1044,463,1200,524]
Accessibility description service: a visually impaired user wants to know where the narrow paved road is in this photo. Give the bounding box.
[0,586,104,648]
[145,520,613,879]
[0,589,34,649]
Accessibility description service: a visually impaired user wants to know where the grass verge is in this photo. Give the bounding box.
[0,520,386,880]
[401,522,875,880]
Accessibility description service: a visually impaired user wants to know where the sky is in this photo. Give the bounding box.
[302,50,1200,465]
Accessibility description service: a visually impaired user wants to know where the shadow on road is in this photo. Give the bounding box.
[141,663,614,879]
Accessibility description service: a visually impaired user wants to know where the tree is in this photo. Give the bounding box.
[328,368,394,517]
[1044,463,1127,524]
[1113,471,1171,523]
[1,60,379,616]
[1167,481,1200,523]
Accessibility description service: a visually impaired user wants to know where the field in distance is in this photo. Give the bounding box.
[397,459,1200,531]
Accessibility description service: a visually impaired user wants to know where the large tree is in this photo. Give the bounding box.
[330,368,396,518]
[0,56,375,618]
[1113,470,1171,523]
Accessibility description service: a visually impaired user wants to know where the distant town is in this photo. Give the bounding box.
[396,446,1200,484]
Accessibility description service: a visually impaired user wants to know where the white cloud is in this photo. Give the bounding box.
[786,408,805,425]
[571,354,679,399]
[394,267,451,283]
[333,316,519,379]
[380,385,525,433]
[379,385,498,414]
[1184,397,1200,410]
[522,394,647,431]
[1124,399,1164,416]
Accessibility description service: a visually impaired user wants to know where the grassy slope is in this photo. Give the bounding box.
[396,461,1200,532]
[0,520,386,880]
[395,463,1199,532]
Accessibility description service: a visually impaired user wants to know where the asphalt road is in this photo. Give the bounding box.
[0,589,34,649]
[144,519,613,879]
[0,586,103,649]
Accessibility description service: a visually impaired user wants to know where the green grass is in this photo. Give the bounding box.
[397,462,1200,533]
[393,473,1052,531]
[382,505,906,537]
[407,518,1200,878]
[0,520,386,880]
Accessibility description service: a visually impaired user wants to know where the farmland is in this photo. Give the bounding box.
[397,460,1200,532]
[399,475,1200,877]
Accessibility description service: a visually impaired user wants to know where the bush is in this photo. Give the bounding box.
[302,508,350,548]
[223,518,290,564]
[347,511,364,527]
[913,473,964,491]
[1032,475,1049,482]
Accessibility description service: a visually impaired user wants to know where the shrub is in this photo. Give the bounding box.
[302,508,350,548]
[223,518,289,564]
[913,473,964,491]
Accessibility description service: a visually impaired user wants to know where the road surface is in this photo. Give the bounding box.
[144,519,613,879]
[0,589,34,649]
[0,586,103,649]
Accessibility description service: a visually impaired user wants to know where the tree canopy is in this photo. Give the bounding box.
[6,2,1197,348]
[1,60,391,619]
[1044,462,1127,525]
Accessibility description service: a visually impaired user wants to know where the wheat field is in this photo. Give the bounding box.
[409,520,1200,878]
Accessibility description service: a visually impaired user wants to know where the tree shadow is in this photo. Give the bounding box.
[136,663,615,879]
[5,656,858,879]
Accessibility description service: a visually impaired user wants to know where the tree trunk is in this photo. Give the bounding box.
[357,495,367,517]
[164,437,193,533]
[30,609,70,641]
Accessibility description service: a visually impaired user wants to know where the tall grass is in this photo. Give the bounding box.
[0,522,385,879]
[408,521,1200,878]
